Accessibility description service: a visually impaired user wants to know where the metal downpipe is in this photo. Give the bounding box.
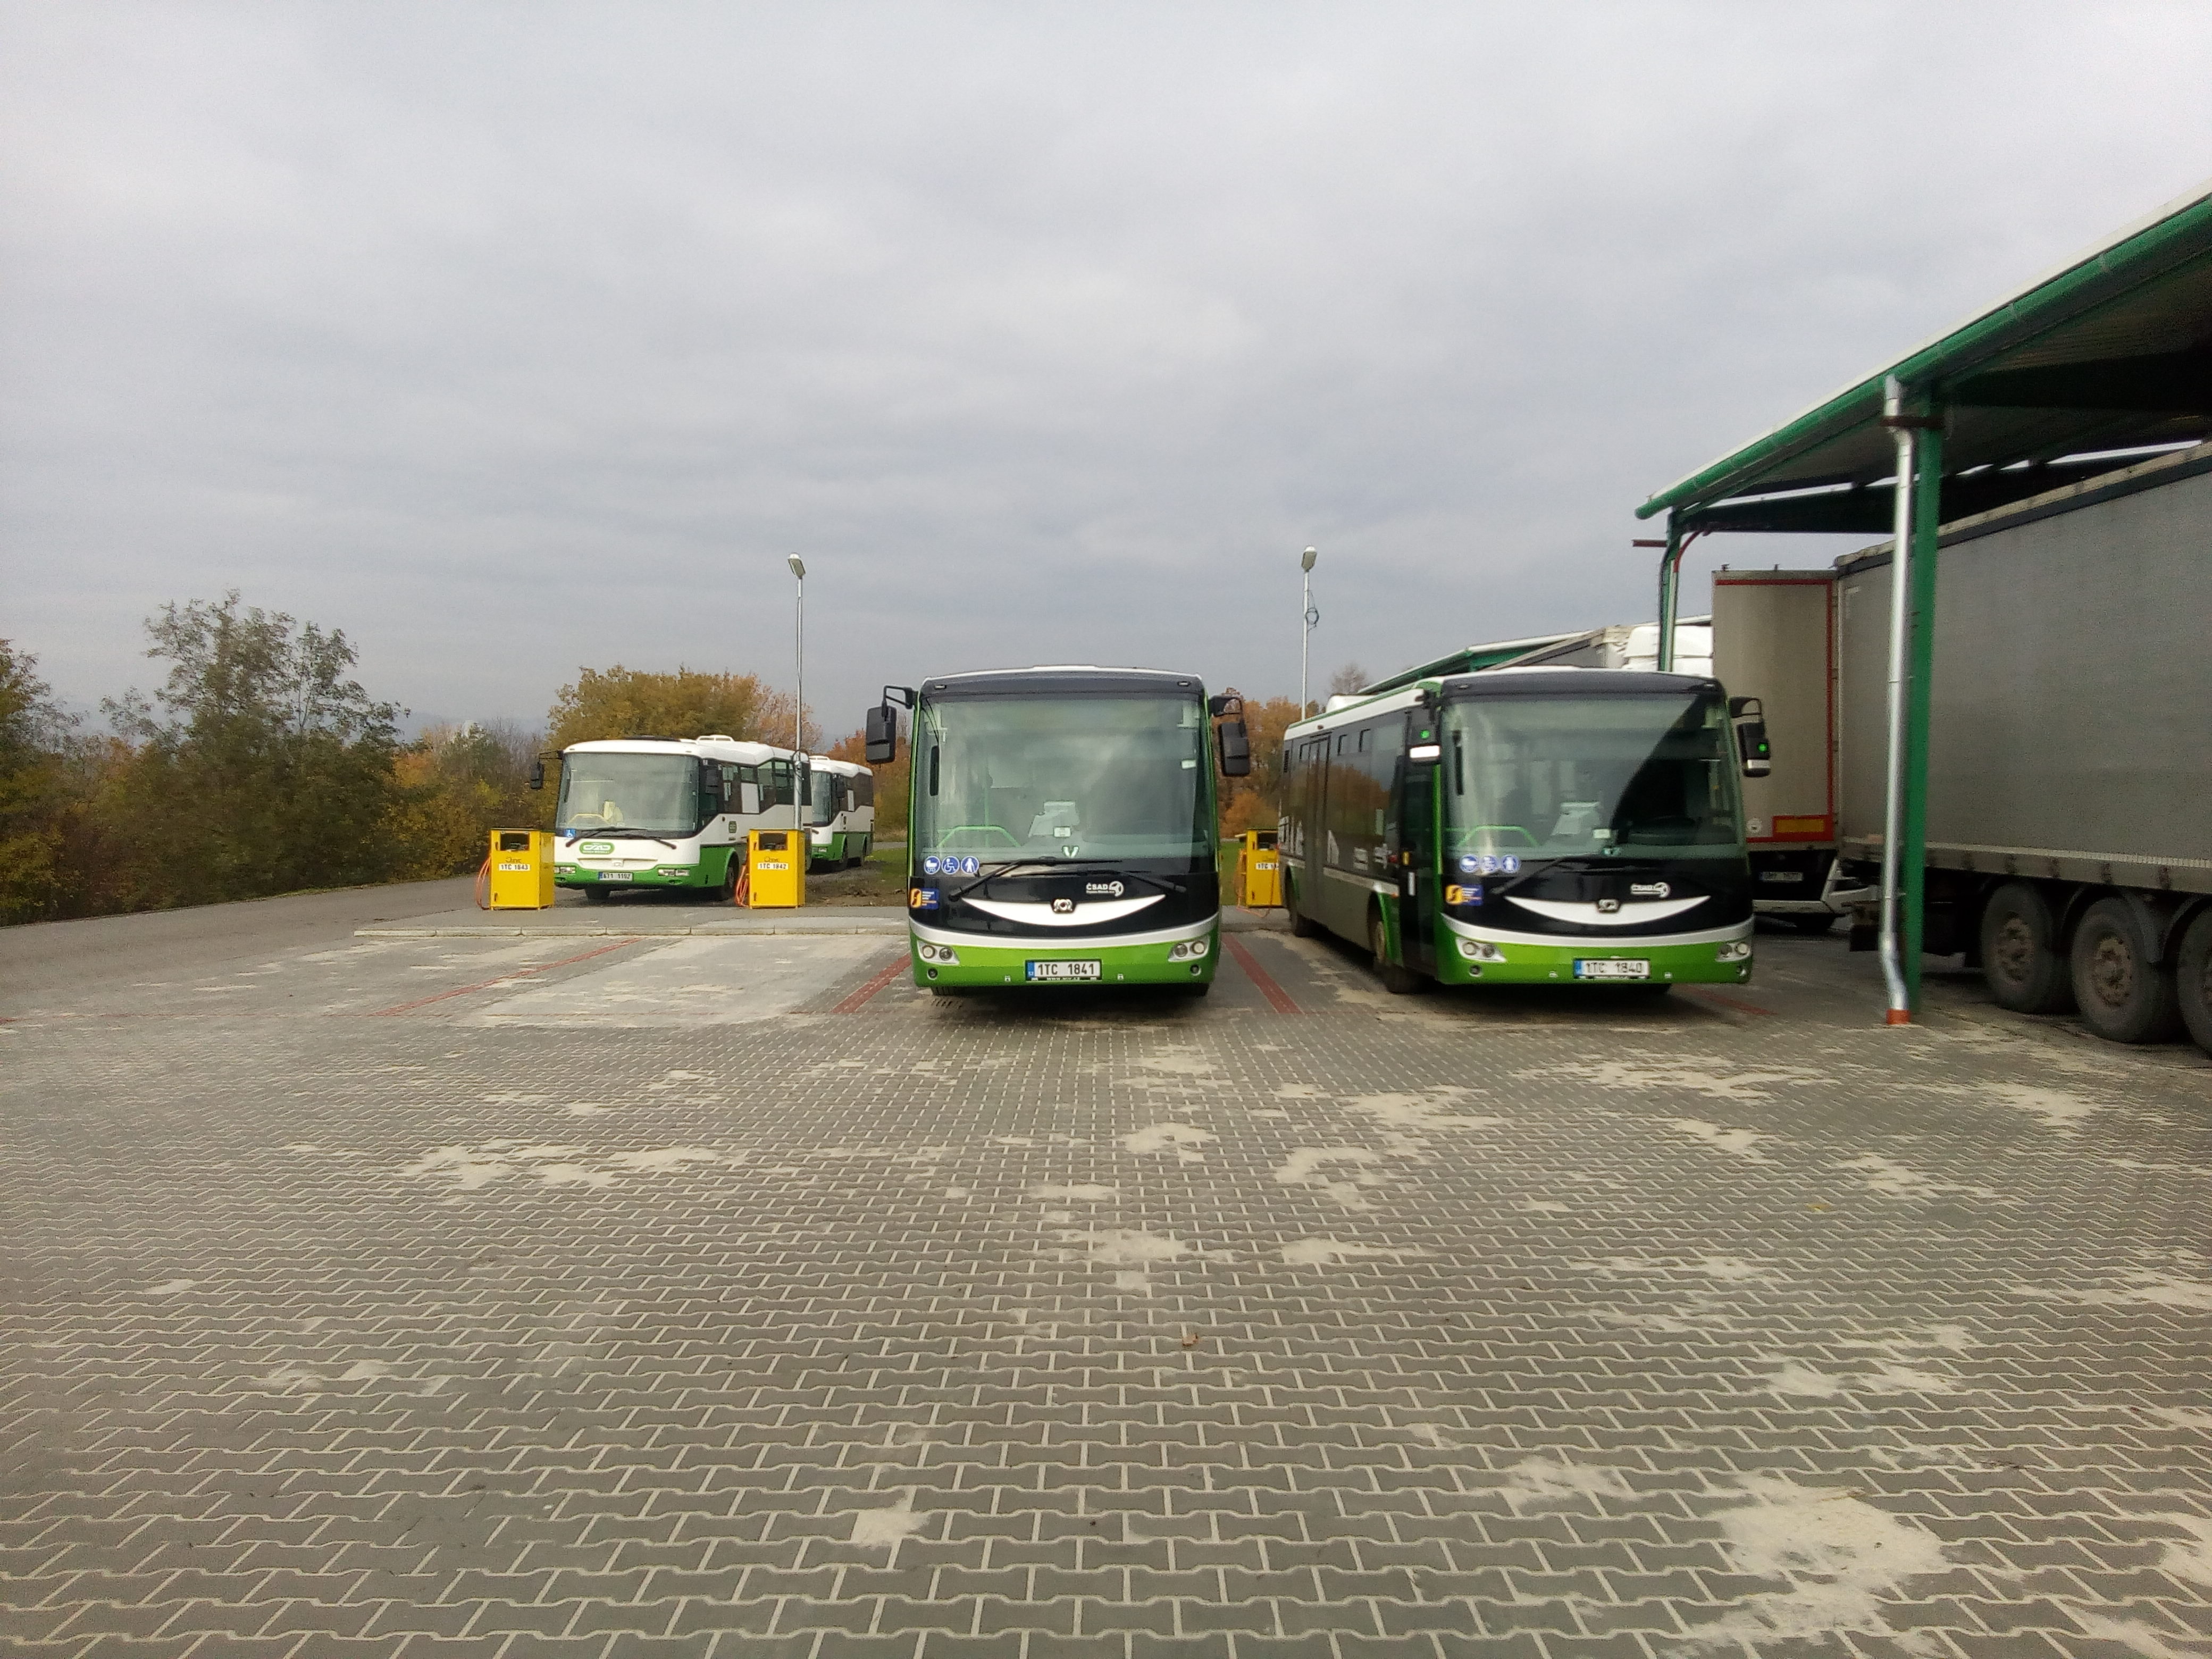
[1650,521,1702,673]
[1878,376,1915,1025]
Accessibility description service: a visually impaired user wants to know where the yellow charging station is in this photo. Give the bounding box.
[1237,829,1283,909]
[747,828,805,909]
[487,829,556,909]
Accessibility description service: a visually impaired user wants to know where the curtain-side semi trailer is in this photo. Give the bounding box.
[1828,440,2212,1053]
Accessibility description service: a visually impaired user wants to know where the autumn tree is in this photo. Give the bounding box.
[0,642,74,921]
[546,666,803,754]
[101,593,405,907]
[1218,694,1303,837]
[1327,661,1370,698]
[384,720,546,878]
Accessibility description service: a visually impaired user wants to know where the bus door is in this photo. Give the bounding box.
[1389,748,1439,976]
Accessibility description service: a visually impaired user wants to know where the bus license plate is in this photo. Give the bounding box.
[1027,960,1101,982]
[597,871,632,882]
[1574,958,1648,979]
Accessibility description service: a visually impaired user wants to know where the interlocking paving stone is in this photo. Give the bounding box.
[3,923,2209,1659]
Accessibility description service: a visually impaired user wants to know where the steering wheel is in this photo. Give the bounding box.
[939,825,1019,849]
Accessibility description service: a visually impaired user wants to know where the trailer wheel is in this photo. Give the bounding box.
[1979,883,2071,1015]
[2068,898,2183,1044]
[2173,909,2212,1056]
[1369,909,1423,995]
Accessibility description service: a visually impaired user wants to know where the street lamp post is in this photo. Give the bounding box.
[1299,547,1319,715]
[786,554,806,826]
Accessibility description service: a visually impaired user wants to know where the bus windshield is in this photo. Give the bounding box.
[557,753,701,835]
[915,696,1209,860]
[1443,691,1740,859]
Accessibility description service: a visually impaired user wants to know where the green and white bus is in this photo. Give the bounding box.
[861,667,1251,994]
[803,756,877,871]
[551,735,801,901]
[1280,668,1762,993]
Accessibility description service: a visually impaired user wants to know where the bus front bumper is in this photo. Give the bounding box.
[908,918,1219,988]
[1434,916,1754,987]
[556,865,706,889]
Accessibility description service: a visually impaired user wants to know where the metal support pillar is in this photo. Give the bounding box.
[1900,417,1945,1007]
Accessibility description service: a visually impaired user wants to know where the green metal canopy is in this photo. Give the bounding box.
[1639,179,2212,533]
[1633,177,2212,1026]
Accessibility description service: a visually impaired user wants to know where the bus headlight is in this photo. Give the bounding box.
[1716,941,1752,963]
[1168,938,1210,962]
[917,942,961,966]
[1456,938,1505,963]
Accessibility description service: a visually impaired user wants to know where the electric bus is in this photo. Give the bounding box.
[860,667,1251,993]
[549,735,801,900]
[1279,668,1763,993]
[804,756,877,870]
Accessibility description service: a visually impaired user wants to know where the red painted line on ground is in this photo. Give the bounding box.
[833,952,911,1014]
[1225,934,1301,1015]
[1679,987,1775,1018]
[368,937,646,1017]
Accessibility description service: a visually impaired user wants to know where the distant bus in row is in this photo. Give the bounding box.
[543,736,874,900]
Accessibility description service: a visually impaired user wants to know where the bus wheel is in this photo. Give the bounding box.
[2069,898,2183,1044]
[718,860,739,902]
[1790,913,1836,936]
[582,886,611,903]
[1288,884,1321,938]
[1370,910,1423,995]
[2175,909,2212,1056]
[1979,882,2071,1014]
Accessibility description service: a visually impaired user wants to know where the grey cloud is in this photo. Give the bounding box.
[4,2,2208,732]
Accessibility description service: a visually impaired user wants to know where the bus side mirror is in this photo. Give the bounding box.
[1218,719,1251,777]
[1729,697,1771,777]
[528,760,546,791]
[865,704,898,764]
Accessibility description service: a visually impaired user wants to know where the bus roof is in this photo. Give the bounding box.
[920,666,1206,700]
[1439,666,1722,699]
[1285,667,1723,741]
[563,736,789,764]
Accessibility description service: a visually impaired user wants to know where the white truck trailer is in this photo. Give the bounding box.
[1710,573,1858,933]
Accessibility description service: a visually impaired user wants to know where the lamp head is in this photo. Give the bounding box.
[1301,546,1317,573]
[787,554,806,580]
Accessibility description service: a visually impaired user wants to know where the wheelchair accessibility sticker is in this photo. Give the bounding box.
[1457,853,1520,876]
[921,855,982,877]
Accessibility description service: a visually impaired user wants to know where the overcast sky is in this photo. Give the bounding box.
[5,3,2209,737]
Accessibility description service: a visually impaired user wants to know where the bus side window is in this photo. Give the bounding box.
[929,745,940,795]
[1451,733,1464,795]
[856,772,874,808]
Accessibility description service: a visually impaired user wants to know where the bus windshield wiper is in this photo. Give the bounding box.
[940,859,1057,902]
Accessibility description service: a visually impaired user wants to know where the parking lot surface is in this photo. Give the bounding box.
[3,888,2208,1659]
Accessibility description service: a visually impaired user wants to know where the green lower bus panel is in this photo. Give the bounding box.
[1433,929,1752,987]
[911,929,1220,989]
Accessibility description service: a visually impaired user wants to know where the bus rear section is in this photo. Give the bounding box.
[864,667,1245,993]
[805,756,877,870]
[1280,669,1759,992]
